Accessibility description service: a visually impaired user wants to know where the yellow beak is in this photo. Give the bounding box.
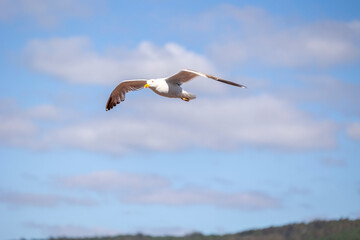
[144,83,150,88]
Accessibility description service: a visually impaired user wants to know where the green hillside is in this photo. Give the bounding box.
[31,219,360,240]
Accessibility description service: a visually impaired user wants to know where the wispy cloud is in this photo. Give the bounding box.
[346,123,360,140]
[0,189,97,208]
[282,75,360,116]
[123,188,280,210]
[27,104,62,120]
[134,226,193,236]
[0,100,63,149]
[177,5,360,67]
[285,187,311,196]
[25,222,120,238]
[320,158,347,167]
[59,171,170,193]
[24,37,215,85]
[25,222,193,237]
[58,170,280,210]
[0,102,39,147]
[212,20,360,67]
[0,0,100,28]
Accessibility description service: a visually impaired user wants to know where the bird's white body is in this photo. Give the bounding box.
[106,69,246,111]
[146,78,196,100]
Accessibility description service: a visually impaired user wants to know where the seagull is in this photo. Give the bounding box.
[106,69,246,111]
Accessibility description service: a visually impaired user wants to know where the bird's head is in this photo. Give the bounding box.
[144,79,156,88]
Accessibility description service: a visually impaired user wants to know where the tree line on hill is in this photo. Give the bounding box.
[23,218,360,240]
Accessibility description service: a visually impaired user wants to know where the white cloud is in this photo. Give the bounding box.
[24,37,215,85]
[48,114,193,155]
[346,123,360,140]
[47,95,336,155]
[0,93,337,154]
[184,5,360,67]
[212,21,360,67]
[0,0,97,28]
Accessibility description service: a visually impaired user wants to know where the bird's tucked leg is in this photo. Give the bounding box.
[180,90,196,102]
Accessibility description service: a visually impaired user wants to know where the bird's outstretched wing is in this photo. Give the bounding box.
[106,80,147,111]
[166,69,247,88]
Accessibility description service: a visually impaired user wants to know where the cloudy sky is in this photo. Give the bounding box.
[1,0,360,239]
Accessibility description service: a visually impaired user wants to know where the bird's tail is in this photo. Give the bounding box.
[181,90,196,100]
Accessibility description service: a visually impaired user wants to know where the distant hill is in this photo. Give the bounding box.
[32,219,360,240]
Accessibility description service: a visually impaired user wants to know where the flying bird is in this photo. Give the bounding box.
[106,69,246,111]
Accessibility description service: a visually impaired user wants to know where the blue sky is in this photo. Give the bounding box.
[1,0,360,239]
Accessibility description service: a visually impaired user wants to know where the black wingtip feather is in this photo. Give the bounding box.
[105,97,115,111]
